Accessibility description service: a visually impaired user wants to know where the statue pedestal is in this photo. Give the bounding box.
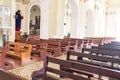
[15,31,21,41]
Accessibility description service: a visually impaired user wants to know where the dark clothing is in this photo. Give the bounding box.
[15,12,22,31]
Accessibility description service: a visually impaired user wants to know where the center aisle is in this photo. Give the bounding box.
[9,55,67,80]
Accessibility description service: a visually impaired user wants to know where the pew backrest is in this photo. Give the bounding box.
[32,56,120,80]
[68,51,120,70]
[0,69,27,80]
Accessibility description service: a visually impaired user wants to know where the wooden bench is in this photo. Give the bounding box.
[82,46,120,57]
[36,39,62,57]
[64,38,94,52]
[49,38,93,53]
[65,51,120,80]
[32,56,120,80]
[68,51,120,70]
[6,42,32,65]
[17,40,48,60]
[98,44,120,51]
[0,69,27,80]
[0,47,13,70]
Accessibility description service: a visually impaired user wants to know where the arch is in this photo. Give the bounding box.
[28,0,49,39]
[28,2,41,35]
[29,5,40,36]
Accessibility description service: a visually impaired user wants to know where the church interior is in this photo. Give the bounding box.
[0,0,120,80]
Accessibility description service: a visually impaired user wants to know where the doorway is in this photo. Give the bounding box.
[29,5,40,36]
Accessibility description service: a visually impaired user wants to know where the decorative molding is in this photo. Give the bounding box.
[23,0,30,4]
[16,0,30,4]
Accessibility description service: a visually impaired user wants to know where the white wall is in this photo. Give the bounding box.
[86,0,106,37]
[115,8,120,41]
[69,0,80,38]
[105,8,116,37]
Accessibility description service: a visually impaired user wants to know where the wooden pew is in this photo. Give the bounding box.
[17,39,61,58]
[84,37,116,46]
[32,56,120,80]
[67,51,120,70]
[82,46,120,57]
[48,38,93,53]
[36,39,62,57]
[31,42,48,60]
[64,38,94,51]
[17,40,48,60]
[0,69,27,80]
[98,44,120,51]
[6,42,32,65]
[84,37,104,46]
[0,47,13,70]
[111,41,120,45]
[65,51,120,80]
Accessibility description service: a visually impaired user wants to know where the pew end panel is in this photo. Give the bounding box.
[6,42,32,65]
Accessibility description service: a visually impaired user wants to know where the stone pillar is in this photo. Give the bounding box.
[56,0,65,38]
[9,0,16,41]
[40,0,49,39]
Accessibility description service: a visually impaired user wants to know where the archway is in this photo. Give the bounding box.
[29,5,40,36]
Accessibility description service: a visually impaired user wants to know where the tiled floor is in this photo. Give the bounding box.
[9,61,43,80]
[9,55,67,80]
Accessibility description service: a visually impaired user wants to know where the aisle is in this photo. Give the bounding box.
[9,55,66,80]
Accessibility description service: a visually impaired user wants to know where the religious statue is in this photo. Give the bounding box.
[15,10,23,31]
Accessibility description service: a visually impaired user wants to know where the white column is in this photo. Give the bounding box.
[69,0,79,38]
[40,0,49,39]
[56,0,64,38]
[9,0,16,41]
